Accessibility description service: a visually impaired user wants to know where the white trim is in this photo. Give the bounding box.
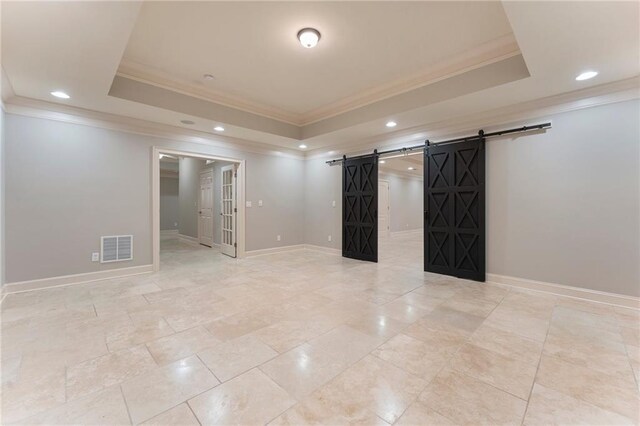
[152,147,247,272]
[2,264,153,295]
[391,228,424,237]
[245,244,306,257]
[303,244,342,256]
[3,96,304,160]
[160,229,178,235]
[486,273,640,310]
[306,76,640,159]
[178,233,199,245]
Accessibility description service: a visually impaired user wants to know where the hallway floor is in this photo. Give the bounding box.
[2,233,639,425]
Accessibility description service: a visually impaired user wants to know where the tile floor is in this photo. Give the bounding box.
[1,233,639,425]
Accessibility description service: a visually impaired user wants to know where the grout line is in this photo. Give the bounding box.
[119,384,135,425]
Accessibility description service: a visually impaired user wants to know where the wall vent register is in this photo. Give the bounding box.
[101,235,133,263]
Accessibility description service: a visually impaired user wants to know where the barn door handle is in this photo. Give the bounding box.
[424,211,428,220]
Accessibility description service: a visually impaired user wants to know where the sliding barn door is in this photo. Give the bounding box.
[424,138,485,281]
[343,155,378,262]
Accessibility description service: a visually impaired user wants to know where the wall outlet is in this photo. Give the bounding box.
[332,200,336,207]
[91,252,100,262]
[258,200,263,207]
[328,235,332,242]
[174,222,178,227]
[246,201,252,208]
[277,235,281,241]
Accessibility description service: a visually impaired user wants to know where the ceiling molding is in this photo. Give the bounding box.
[3,96,305,160]
[301,35,520,125]
[116,35,519,128]
[117,61,301,125]
[307,76,640,160]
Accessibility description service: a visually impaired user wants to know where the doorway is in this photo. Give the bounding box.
[152,147,245,272]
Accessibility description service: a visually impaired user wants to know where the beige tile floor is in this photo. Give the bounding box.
[1,233,639,425]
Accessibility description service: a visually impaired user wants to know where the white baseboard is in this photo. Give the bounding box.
[160,229,178,235]
[486,273,640,310]
[391,228,424,237]
[245,244,306,257]
[178,234,199,245]
[303,244,342,256]
[2,264,154,295]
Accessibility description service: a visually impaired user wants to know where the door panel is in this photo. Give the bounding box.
[198,170,214,247]
[343,155,378,262]
[220,165,236,258]
[424,138,485,281]
[378,180,390,239]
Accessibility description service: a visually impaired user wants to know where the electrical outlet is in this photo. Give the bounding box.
[277,235,281,241]
[91,252,100,262]
[258,200,263,207]
[332,200,336,207]
[246,201,252,208]
[174,222,178,227]
[328,235,332,242]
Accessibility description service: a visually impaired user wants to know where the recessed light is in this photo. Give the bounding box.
[299,144,307,149]
[180,120,195,125]
[214,126,225,132]
[408,167,415,171]
[380,160,386,164]
[386,121,397,128]
[50,91,70,99]
[297,28,321,48]
[576,71,598,81]
[203,74,215,80]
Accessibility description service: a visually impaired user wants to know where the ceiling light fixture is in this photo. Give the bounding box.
[214,126,225,132]
[576,71,598,81]
[299,144,307,149]
[297,28,321,48]
[203,74,215,80]
[180,120,195,125]
[386,121,397,128]
[50,91,70,99]
[379,160,386,164]
[408,167,415,171]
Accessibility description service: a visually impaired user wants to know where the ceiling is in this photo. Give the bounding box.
[2,1,639,154]
[380,154,423,178]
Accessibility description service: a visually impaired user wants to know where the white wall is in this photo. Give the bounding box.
[304,100,640,297]
[0,108,5,285]
[159,177,178,231]
[4,114,305,283]
[380,173,423,233]
[178,157,204,238]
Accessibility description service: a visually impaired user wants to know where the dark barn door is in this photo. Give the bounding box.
[343,155,378,262]
[424,138,485,281]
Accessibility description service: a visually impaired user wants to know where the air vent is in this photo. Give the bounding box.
[101,235,133,263]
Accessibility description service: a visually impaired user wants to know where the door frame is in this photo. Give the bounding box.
[152,146,246,272]
[378,179,390,239]
[198,168,215,248]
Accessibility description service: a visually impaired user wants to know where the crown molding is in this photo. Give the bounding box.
[307,76,640,160]
[3,96,305,160]
[117,35,520,128]
[117,61,301,125]
[301,35,520,125]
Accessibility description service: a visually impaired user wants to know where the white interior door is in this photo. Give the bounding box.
[378,180,390,239]
[220,164,237,257]
[198,169,214,247]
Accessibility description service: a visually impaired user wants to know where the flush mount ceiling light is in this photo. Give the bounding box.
[297,28,321,48]
[203,74,215,81]
[379,160,386,164]
[576,71,598,81]
[408,167,415,171]
[50,91,70,99]
[214,126,225,132]
[180,119,195,125]
[299,144,308,149]
[386,121,397,128]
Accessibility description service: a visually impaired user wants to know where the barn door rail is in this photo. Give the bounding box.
[326,122,551,165]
